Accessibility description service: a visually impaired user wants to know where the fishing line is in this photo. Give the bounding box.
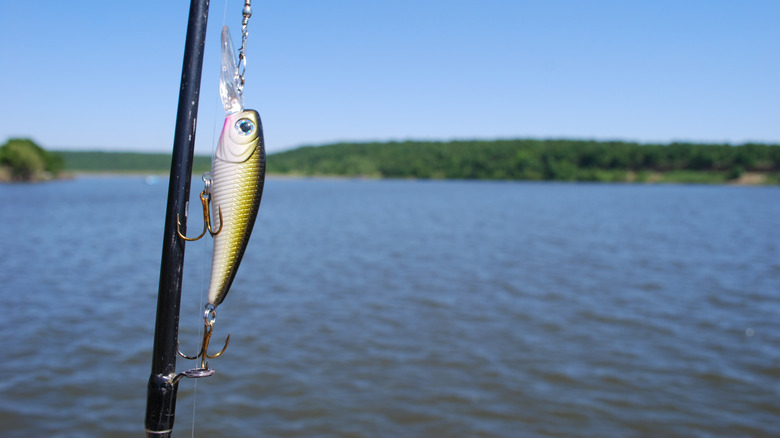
[190,380,198,438]
[199,0,231,347]
[187,195,210,438]
[190,3,232,437]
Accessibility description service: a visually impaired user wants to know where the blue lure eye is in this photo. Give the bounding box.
[235,118,255,135]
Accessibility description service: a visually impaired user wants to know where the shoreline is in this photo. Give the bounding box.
[2,170,777,186]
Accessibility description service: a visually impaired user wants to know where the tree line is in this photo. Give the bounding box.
[56,150,212,174]
[0,139,214,181]
[4,138,780,184]
[268,139,780,183]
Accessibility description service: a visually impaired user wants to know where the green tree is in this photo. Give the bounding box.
[1,139,45,180]
[0,138,64,181]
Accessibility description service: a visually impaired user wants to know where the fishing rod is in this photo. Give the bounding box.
[145,0,210,435]
[146,0,264,436]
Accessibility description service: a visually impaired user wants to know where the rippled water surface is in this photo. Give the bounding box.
[1,177,779,437]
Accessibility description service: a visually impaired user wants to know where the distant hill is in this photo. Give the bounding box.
[57,150,212,175]
[270,139,780,184]
[27,138,780,185]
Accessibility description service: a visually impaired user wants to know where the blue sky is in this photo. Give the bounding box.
[1,0,778,154]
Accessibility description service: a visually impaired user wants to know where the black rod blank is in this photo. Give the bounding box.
[145,0,210,435]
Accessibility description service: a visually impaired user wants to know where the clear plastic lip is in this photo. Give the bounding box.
[219,26,243,115]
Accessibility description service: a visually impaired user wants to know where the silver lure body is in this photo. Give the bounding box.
[208,109,265,306]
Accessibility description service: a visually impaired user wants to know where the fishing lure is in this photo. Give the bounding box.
[177,9,264,372]
[209,24,265,309]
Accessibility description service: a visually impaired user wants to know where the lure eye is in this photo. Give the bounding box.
[235,118,255,136]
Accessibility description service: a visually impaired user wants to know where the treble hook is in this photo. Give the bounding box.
[178,304,231,370]
[177,173,223,241]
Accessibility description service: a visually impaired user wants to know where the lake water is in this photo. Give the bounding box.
[0,176,778,437]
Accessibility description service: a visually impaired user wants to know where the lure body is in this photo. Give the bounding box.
[208,110,265,306]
